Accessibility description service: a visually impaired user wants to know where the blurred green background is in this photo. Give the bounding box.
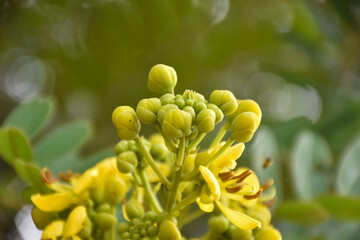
[1,0,360,239]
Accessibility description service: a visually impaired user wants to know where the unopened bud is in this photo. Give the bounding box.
[175,94,185,109]
[158,220,181,240]
[230,112,257,143]
[104,176,127,205]
[182,106,196,122]
[116,151,138,174]
[196,109,216,133]
[112,106,140,140]
[93,212,116,231]
[209,216,229,234]
[136,98,162,124]
[194,102,207,114]
[255,226,282,240]
[246,204,271,228]
[160,93,175,105]
[209,90,238,115]
[231,228,253,240]
[228,99,262,128]
[148,64,177,94]
[157,104,179,124]
[117,222,129,235]
[150,143,168,160]
[207,103,224,124]
[162,109,192,139]
[124,200,144,220]
[114,141,129,155]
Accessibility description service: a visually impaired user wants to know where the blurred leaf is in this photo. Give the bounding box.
[34,121,92,166]
[250,126,283,203]
[317,195,360,221]
[0,187,22,210]
[290,130,332,200]
[76,147,115,172]
[275,201,329,225]
[13,159,32,184]
[3,97,54,139]
[335,134,360,195]
[21,186,39,203]
[0,128,32,166]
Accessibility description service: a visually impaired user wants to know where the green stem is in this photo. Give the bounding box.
[110,206,116,240]
[171,190,199,214]
[175,136,186,169]
[209,124,228,149]
[135,136,171,187]
[178,209,205,229]
[131,171,142,187]
[187,132,206,153]
[182,138,234,181]
[139,168,163,214]
[156,124,177,153]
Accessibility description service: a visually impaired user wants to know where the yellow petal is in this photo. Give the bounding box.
[31,192,74,212]
[199,166,220,201]
[146,162,170,182]
[73,168,98,194]
[63,206,87,237]
[216,201,261,230]
[42,220,64,239]
[255,226,282,240]
[196,197,214,212]
[72,236,82,240]
[210,143,245,173]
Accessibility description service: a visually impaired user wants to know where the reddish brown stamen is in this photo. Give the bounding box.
[261,178,274,191]
[218,171,235,182]
[40,169,57,184]
[225,182,246,193]
[263,196,277,207]
[234,170,252,183]
[59,170,79,182]
[262,157,273,169]
[243,189,263,200]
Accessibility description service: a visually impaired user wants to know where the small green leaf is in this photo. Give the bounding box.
[3,97,54,139]
[317,195,360,221]
[0,128,32,166]
[275,201,329,225]
[34,121,92,166]
[335,134,360,195]
[13,159,32,184]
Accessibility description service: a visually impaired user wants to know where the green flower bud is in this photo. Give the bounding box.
[158,220,181,240]
[231,228,253,240]
[255,226,282,240]
[104,176,127,205]
[112,106,141,140]
[147,225,159,237]
[230,112,257,143]
[31,207,57,230]
[148,64,177,94]
[194,102,207,114]
[162,109,192,139]
[121,232,131,239]
[160,93,175,105]
[124,200,144,220]
[96,203,112,213]
[128,140,138,152]
[246,204,271,228]
[185,99,194,107]
[150,143,167,160]
[90,187,104,204]
[117,151,138,174]
[209,216,229,234]
[228,99,262,128]
[114,141,129,155]
[93,212,117,231]
[209,90,238,115]
[117,222,129,235]
[78,217,92,239]
[157,104,179,124]
[207,103,224,124]
[175,94,185,109]
[143,211,157,222]
[196,109,216,133]
[136,98,162,124]
[133,233,141,240]
[182,106,196,121]
[140,229,147,236]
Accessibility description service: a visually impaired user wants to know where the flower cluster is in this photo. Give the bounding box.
[30,64,281,240]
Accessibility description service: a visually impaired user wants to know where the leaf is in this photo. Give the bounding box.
[335,134,360,195]
[275,201,329,225]
[317,195,360,221]
[250,126,283,203]
[3,97,54,139]
[290,130,332,200]
[34,121,92,166]
[0,128,32,166]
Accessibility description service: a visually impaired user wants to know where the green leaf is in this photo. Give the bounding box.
[290,130,332,200]
[250,126,283,203]
[275,201,329,225]
[0,128,32,166]
[3,97,54,139]
[317,195,360,221]
[335,134,360,195]
[34,121,92,166]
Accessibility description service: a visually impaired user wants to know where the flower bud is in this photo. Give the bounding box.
[114,141,129,155]
[157,104,179,124]
[78,217,92,239]
[150,143,167,160]
[158,220,181,240]
[209,216,229,234]
[207,103,224,124]
[162,109,192,139]
[116,151,138,174]
[196,109,216,133]
[31,207,57,230]
[112,106,141,140]
[117,222,129,235]
[148,64,177,94]
[246,204,271,228]
[96,203,112,213]
[182,106,196,122]
[136,98,162,124]
[147,225,159,237]
[228,99,262,128]
[124,200,144,220]
[231,228,253,240]
[93,212,116,231]
[104,176,127,205]
[160,93,175,105]
[194,102,207,114]
[209,90,238,115]
[230,112,257,143]
[255,226,282,240]
[175,94,185,109]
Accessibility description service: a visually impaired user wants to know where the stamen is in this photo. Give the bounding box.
[263,196,277,207]
[234,170,252,183]
[59,170,79,182]
[243,189,263,200]
[262,157,273,169]
[225,182,246,193]
[218,171,235,182]
[40,169,57,184]
[261,178,274,191]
